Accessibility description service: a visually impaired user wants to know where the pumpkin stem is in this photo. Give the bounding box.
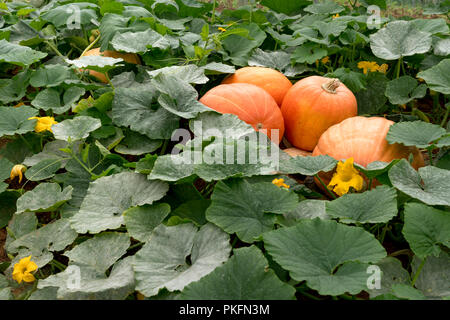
[321,78,340,94]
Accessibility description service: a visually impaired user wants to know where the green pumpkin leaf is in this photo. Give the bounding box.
[24,158,64,181]
[263,218,386,296]
[278,199,329,227]
[369,20,432,60]
[0,106,38,138]
[31,87,86,113]
[206,179,299,243]
[133,223,231,297]
[292,43,328,65]
[152,73,211,119]
[386,120,447,148]
[180,246,295,300]
[260,0,309,15]
[385,76,427,105]
[326,186,398,224]
[0,39,47,66]
[304,1,344,14]
[52,116,102,142]
[110,29,170,53]
[66,55,124,73]
[366,257,411,298]
[123,203,171,242]
[417,59,450,94]
[69,172,169,234]
[280,155,337,176]
[148,64,209,84]
[389,160,450,206]
[8,218,78,267]
[402,202,450,259]
[112,84,179,139]
[115,131,162,156]
[64,232,130,274]
[391,284,427,300]
[16,183,73,213]
[30,64,75,88]
[38,257,135,300]
[412,253,450,299]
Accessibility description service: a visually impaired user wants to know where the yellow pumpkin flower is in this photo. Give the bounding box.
[218,27,227,32]
[321,56,330,64]
[357,61,380,75]
[28,116,57,133]
[10,164,27,183]
[332,13,340,19]
[327,157,364,196]
[14,102,25,108]
[12,256,38,284]
[272,178,290,189]
[378,63,388,74]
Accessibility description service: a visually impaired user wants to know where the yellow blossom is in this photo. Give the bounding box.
[12,256,38,284]
[218,27,227,32]
[357,61,380,75]
[28,116,57,133]
[378,63,388,74]
[321,56,330,64]
[10,164,27,183]
[272,178,290,189]
[14,102,25,108]
[327,158,364,196]
[332,13,339,19]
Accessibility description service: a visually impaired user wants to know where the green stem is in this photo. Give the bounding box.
[395,57,402,79]
[159,139,169,155]
[427,147,433,166]
[50,259,67,271]
[44,40,65,58]
[104,72,115,91]
[21,281,38,300]
[411,257,427,287]
[230,236,238,248]
[379,224,389,244]
[80,34,100,57]
[368,177,373,190]
[70,153,93,175]
[441,105,449,128]
[314,174,337,199]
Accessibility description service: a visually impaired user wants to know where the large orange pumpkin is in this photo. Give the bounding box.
[281,76,357,151]
[283,147,312,158]
[312,116,425,191]
[222,67,292,106]
[199,83,285,144]
[80,48,141,83]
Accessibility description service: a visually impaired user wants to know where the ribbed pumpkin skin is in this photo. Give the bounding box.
[312,116,425,168]
[222,67,292,106]
[283,147,312,158]
[281,76,357,151]
[81,48,141,83]
[199,83,285,144]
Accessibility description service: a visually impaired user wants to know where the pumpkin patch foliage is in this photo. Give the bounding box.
[0,0,449,302]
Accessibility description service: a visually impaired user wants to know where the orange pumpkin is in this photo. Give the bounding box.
[222,67,292,106]
[80,48,141,83]
[281,76,357,151]
[199,83,285,144]
[312,116,425,191]
[283,147,312,158]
